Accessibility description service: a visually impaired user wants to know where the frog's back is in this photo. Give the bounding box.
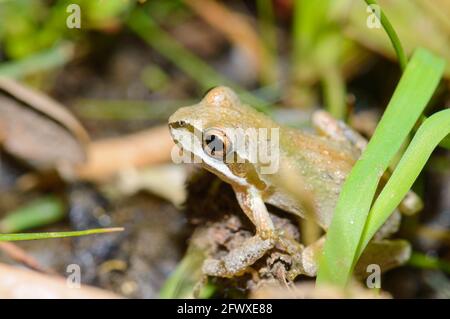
[264,126,358,229]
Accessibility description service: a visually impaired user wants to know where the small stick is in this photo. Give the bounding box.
[76,125,174,181]
[0,242,57,275]
[0,262,121,298]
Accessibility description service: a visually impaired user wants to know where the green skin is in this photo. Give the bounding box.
[168,86,411,279]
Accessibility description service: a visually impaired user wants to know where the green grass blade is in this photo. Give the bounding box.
[127,9,227,90]
[159,246,214,299]
[256,0,278,85]
[0,196,65,233]
[0,42,73,78]
[293,0,331,57]
[441,135,450,149]
[364,0,408,70]
[419,116,450,150]
[127,9,269,112]
[317,34,347,119]
[0,227,124,241]
[316,48,445,287]
[365,0,449,150]
[357,109,450,257]
[408,251,450,274]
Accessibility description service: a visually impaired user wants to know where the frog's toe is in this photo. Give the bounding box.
[202,235,275,278]
[258,228,277,241]
[202,259,229,277]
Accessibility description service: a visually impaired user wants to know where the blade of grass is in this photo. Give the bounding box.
[0,196,65,233]
[364,0,408,70]
[291,0,347,117]
[0,42,73,78]
[441,135,450,149]
[257,0,278,85]
[316,48,445,287]
[74,98,195,121]
[127,9,269,112]
[293,0,331,57]
[291,0,331,87]
[184,0,265,79]
[408,251,450,274]
[357,0,449,250]
[419,115,450,150]
[159,245,214,299]
[316,33,347,119]
[322,66,346,119]
[127,9,226,90]
[356,109,450,258]
[0,227,124,241]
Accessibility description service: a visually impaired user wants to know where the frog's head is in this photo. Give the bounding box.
[168,86,279,189]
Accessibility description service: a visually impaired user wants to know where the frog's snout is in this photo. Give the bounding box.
[169,120,186,128]
[168,105,195,127]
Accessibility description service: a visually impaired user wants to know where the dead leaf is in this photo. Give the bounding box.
[76,125,174,181]
[184,0,265,74]
[0,78,89,179]
[0,95,86,170]
[0,77,89,145]
[113,164,187,207]
[251,281,390,299]
[0,262,121,299]
[0,78,176,183]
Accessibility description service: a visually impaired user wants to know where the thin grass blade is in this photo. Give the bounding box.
[357,109,450,257]
[316,48,445,287]
[0,228,124,241]
[364,0,408,70]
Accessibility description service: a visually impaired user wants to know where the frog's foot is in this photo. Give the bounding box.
[296,237,412,279]
[273,233,306,281]
[202,235,275,278]
[399,190,423,216]
[201,230,307,281]
[354,239,411,278]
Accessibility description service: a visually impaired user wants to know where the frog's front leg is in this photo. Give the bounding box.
[233,185,305,259]
[233,185,275,239]
[202,186,278,278]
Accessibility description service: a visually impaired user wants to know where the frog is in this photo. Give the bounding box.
[168,86,417,280]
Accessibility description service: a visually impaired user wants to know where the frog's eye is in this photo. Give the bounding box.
[202,128,231,161]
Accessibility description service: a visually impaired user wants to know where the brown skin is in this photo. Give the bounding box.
[169,87,358,230]
[169,86,410,278]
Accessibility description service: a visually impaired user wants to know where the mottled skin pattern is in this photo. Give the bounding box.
[169,86,410,278]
